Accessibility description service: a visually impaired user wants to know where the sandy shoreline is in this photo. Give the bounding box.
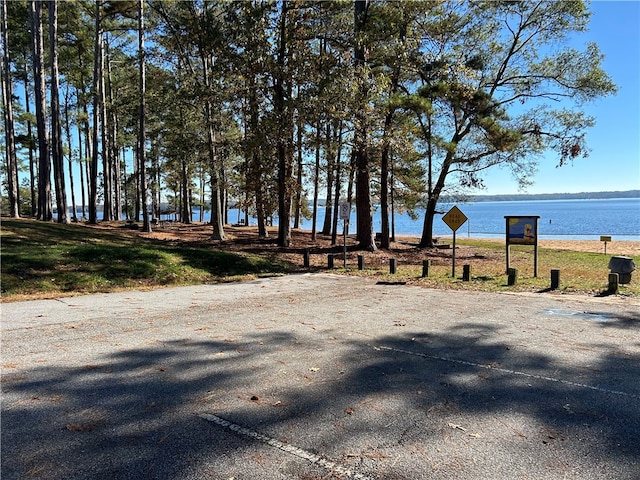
[521,239,638,256]
[471,238,638,256]
[395,235,640,256]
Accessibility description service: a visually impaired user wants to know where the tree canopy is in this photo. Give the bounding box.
[1,0,616,248]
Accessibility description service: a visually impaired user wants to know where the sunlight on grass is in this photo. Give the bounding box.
[1,219,637,300]
[341,240,639,296]
[1,219,295,300]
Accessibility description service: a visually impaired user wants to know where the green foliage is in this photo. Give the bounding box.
[3,0,616,248]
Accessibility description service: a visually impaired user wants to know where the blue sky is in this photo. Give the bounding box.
[483,0,640,195]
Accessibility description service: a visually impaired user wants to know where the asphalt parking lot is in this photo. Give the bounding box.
[2,273,639,479]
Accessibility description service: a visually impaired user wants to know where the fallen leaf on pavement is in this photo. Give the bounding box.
[448,423,467,432]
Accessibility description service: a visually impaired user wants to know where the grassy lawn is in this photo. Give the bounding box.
[1,219,294,300]
[465,239,638,297]
[1,218,637,300]
[349,239,639,297]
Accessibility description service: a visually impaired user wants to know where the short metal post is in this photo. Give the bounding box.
[343,220,347,269]
[328,254,334,269]
[422,260,430,278]
[303,249,310,268]
[463,264,471,281]
[390,258,397,274]
[507,268,518,286]
[551,269,560,290]
[451,230,457,277]
[608,273,619,294]
[358,255,364,270]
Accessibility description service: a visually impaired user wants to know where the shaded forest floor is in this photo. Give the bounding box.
[107,220,640,268]
[100,221,492,271]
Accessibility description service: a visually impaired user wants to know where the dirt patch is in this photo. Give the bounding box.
[92,221,639,271]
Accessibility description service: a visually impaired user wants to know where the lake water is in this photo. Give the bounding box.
[225,198,640,241]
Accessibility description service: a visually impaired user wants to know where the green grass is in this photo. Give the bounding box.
[1,219,294,300]
[1,219,637,300]
[343,239,639,297]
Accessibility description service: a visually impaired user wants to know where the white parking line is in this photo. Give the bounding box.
[199,413,372,479]
[377,345,639,400]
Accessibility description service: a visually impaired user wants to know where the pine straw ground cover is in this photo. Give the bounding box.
[1,218,638,301]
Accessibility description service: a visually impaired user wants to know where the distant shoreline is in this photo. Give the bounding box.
[449,190,640,203]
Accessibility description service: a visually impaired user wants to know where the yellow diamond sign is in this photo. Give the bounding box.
[442,206,468,232]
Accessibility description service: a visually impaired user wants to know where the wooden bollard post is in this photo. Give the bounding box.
[328,254,334,269]
[390,258,397,274]
[303,249,310,268]
[463,264,471,281]
[551,269,560,289]
[507,268,518,286]
[422,260,430,278]
[358,255,364,270]
[608,273,619,294]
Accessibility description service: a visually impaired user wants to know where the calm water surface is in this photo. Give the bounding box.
[298,198,640,241]
[161,197,639,241]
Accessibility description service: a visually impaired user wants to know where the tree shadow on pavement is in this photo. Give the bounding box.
[2,326,639,480]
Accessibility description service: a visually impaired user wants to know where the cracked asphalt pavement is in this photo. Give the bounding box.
[2,273,639,479]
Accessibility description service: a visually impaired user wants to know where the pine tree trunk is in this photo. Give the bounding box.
[322,123,335,236]
[419,157,450,248]
[197,46,223,238]
[219,166,226,224]
[379,110,395,249]
[247,74,267,239]
[419,196,437,248]
[49,0,68,223]
[311,123,321,241]
[30,0,52,221]
[113,115,122,220]
[353,0,376,251]
[105,44,121,221]
[82,107,91,220]
[138,0,150,233]
[275,0,292,247]
[181,157,191,224]
[206,106,224,239]
[23,69,36,217]
[331,121,344,246]
[199,168,205,222]
[89,1,101,224]
[1,0,19,217]
[78,120,86,219]
[150,143,159,220]
[293,115,303,229]
[101,37,112,221]
[63,86,78,222]
[77,50,89,220]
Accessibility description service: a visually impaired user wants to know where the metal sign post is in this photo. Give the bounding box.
[442,206,468,278]
[339,202,351,269]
